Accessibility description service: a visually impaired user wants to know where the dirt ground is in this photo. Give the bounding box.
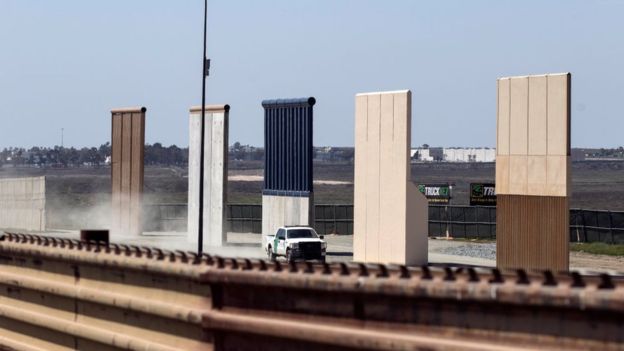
[570,252,624,272]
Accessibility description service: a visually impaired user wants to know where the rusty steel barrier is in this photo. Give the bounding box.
[1,232,624,350]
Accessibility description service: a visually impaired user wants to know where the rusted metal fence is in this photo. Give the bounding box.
[1,232,624,350]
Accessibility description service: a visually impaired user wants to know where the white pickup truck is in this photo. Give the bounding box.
[265,226,327,262]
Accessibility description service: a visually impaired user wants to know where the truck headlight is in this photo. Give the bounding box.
[321,242,327,249]
[290,243,299,249]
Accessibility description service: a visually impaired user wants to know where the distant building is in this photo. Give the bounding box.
[411,147,495,162]
[314,147,354,162]
[443,148,496,162]
[411,147,443,161]
[571,149,587,161]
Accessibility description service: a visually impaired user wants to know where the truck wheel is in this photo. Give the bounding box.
[267,246,275,261]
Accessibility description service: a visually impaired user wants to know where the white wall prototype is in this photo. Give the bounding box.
[0,176,46,231]
[188,105,229,246]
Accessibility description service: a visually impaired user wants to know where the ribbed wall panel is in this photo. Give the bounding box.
[497,195,569,270]
[262,97,315,196]
[111,107,145,237]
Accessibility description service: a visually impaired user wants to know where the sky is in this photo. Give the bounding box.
[1,0,623,149]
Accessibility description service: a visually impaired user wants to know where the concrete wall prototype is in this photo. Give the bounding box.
[353,90,428,266]
[496,73,571,271]
[262,195,313,236]
[0,176,46,231]
[111,107,145,238]
[187,105,229,246]
[261,97,315,238]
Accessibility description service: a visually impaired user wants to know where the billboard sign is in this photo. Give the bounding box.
[417,184,451,204]
[470,183,496,206]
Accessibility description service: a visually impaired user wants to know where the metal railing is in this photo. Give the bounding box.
[2,232,624,350]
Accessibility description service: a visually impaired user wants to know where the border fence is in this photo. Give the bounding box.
[428,205,496,239]
[570,209,624,244]
[145,203,624,244]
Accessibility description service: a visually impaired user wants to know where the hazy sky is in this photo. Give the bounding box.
[1,1,623,148]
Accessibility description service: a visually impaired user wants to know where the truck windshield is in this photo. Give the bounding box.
[287,229,318,239]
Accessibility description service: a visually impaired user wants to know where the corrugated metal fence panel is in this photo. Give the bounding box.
[262,97,315,195]
[111,107,146,237]
[496,195,569,271]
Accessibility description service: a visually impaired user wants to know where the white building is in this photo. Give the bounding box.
[411,148,434,161]
[442,148,496,162]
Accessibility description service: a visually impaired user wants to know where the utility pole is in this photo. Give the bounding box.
[198,0,210,255]
[61,128,64,148]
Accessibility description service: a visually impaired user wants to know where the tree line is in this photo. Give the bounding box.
[0,142,355,168]
[0,143,188,167]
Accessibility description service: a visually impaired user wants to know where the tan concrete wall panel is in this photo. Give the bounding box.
[405,182,428,262]
[546,155,569,196]
[353,90,427,265]
[527,156,547,196]
[495,155,510,194]
[353,96,368,262]
[496,73,570,197]
[528,75,548,155]
[364,94,381,261]
[509,77,529,155]
[508,156,528,195]
[497,79,511,156]
[547,74,570,156]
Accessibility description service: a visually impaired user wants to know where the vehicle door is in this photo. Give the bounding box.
[276,229,286,255]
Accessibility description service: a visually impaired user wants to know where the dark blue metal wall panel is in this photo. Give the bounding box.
[262,97,315,196]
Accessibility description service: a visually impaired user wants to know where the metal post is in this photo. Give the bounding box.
[198,0,208,255]
[608,211,614,244]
